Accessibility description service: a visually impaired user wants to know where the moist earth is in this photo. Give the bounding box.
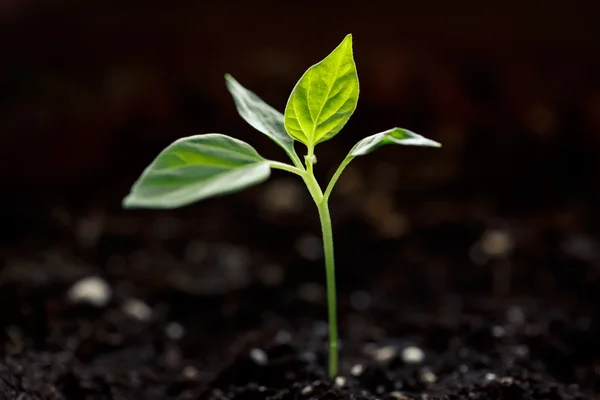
[0,191,599,400]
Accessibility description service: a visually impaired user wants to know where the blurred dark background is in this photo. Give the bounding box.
[1,0,600,313]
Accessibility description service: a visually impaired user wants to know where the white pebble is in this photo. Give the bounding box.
[67,276,112,307]
[390,392,410,400]
[122,298,152,322]
[373,345,398,363]
[421,369,437,384]
[401,345,425,364]
[485,373,497,381]
[249,348,268,366]
[301,385,313,395]
[481,229,513,256]
[165,322,185,340]
[350,364,365,376]
[334,376,346,387]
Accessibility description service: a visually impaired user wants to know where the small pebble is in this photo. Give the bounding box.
[390,392,410,400]
[373,345,398,363]
[182,366,199,380]
[249,348,268,366]
[299,351,317,363]
[350,364,365,376]
[122,298,152,322]
[507,306,525,325]
[485,373,497,381]
[459,364,469,373]
[421,369,437,384]
[301,385,313,395]
[334,376,346,388]
[274,329,292,344]
[67,276,112,307]
[165,322,185,340]
[499,376,515,385]
[568,384,580,392]
[401,345,425,364]
[481,229,513,256]
[312,320,329,337]
[512,345,529,358]
[491,325,506,338]
[376,385,385,394]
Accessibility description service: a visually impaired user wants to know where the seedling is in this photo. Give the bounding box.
[122,34,440,379]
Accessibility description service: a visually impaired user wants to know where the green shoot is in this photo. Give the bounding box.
[122,34,441,379]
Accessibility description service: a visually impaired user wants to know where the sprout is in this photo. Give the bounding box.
[122,34,440,379]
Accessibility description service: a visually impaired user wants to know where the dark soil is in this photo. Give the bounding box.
[1,186,600,400]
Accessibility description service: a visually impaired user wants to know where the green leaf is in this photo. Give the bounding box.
[123,134,271,209]
[350,128,441,157]
[284,34,359,147]
[225,74,300,164]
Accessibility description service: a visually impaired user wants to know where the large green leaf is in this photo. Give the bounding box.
[225,74,300,164]
[284,34,359,147]
[350,128,441,157]
[122,134,271,209]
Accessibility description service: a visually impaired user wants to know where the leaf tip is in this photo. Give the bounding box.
[121,195,136,209]
[426,137,442,148]
[342,33,353,47]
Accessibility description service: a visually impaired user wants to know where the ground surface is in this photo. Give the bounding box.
[1,185,599,400]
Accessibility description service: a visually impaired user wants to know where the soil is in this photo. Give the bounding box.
[1,183,599,400]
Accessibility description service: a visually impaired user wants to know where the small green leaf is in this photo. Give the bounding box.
[123,134,270,209]
[350,128,441,157]
[284,34,359,147]
[225,74,300,164]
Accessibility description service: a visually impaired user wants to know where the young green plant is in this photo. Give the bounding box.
[122,34,441,379]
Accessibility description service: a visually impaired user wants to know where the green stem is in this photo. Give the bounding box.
[268,161,305,176]
[316,200,339,379]
[288,150,304,170]
[323,155,354,201]
[301,153,338,379]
